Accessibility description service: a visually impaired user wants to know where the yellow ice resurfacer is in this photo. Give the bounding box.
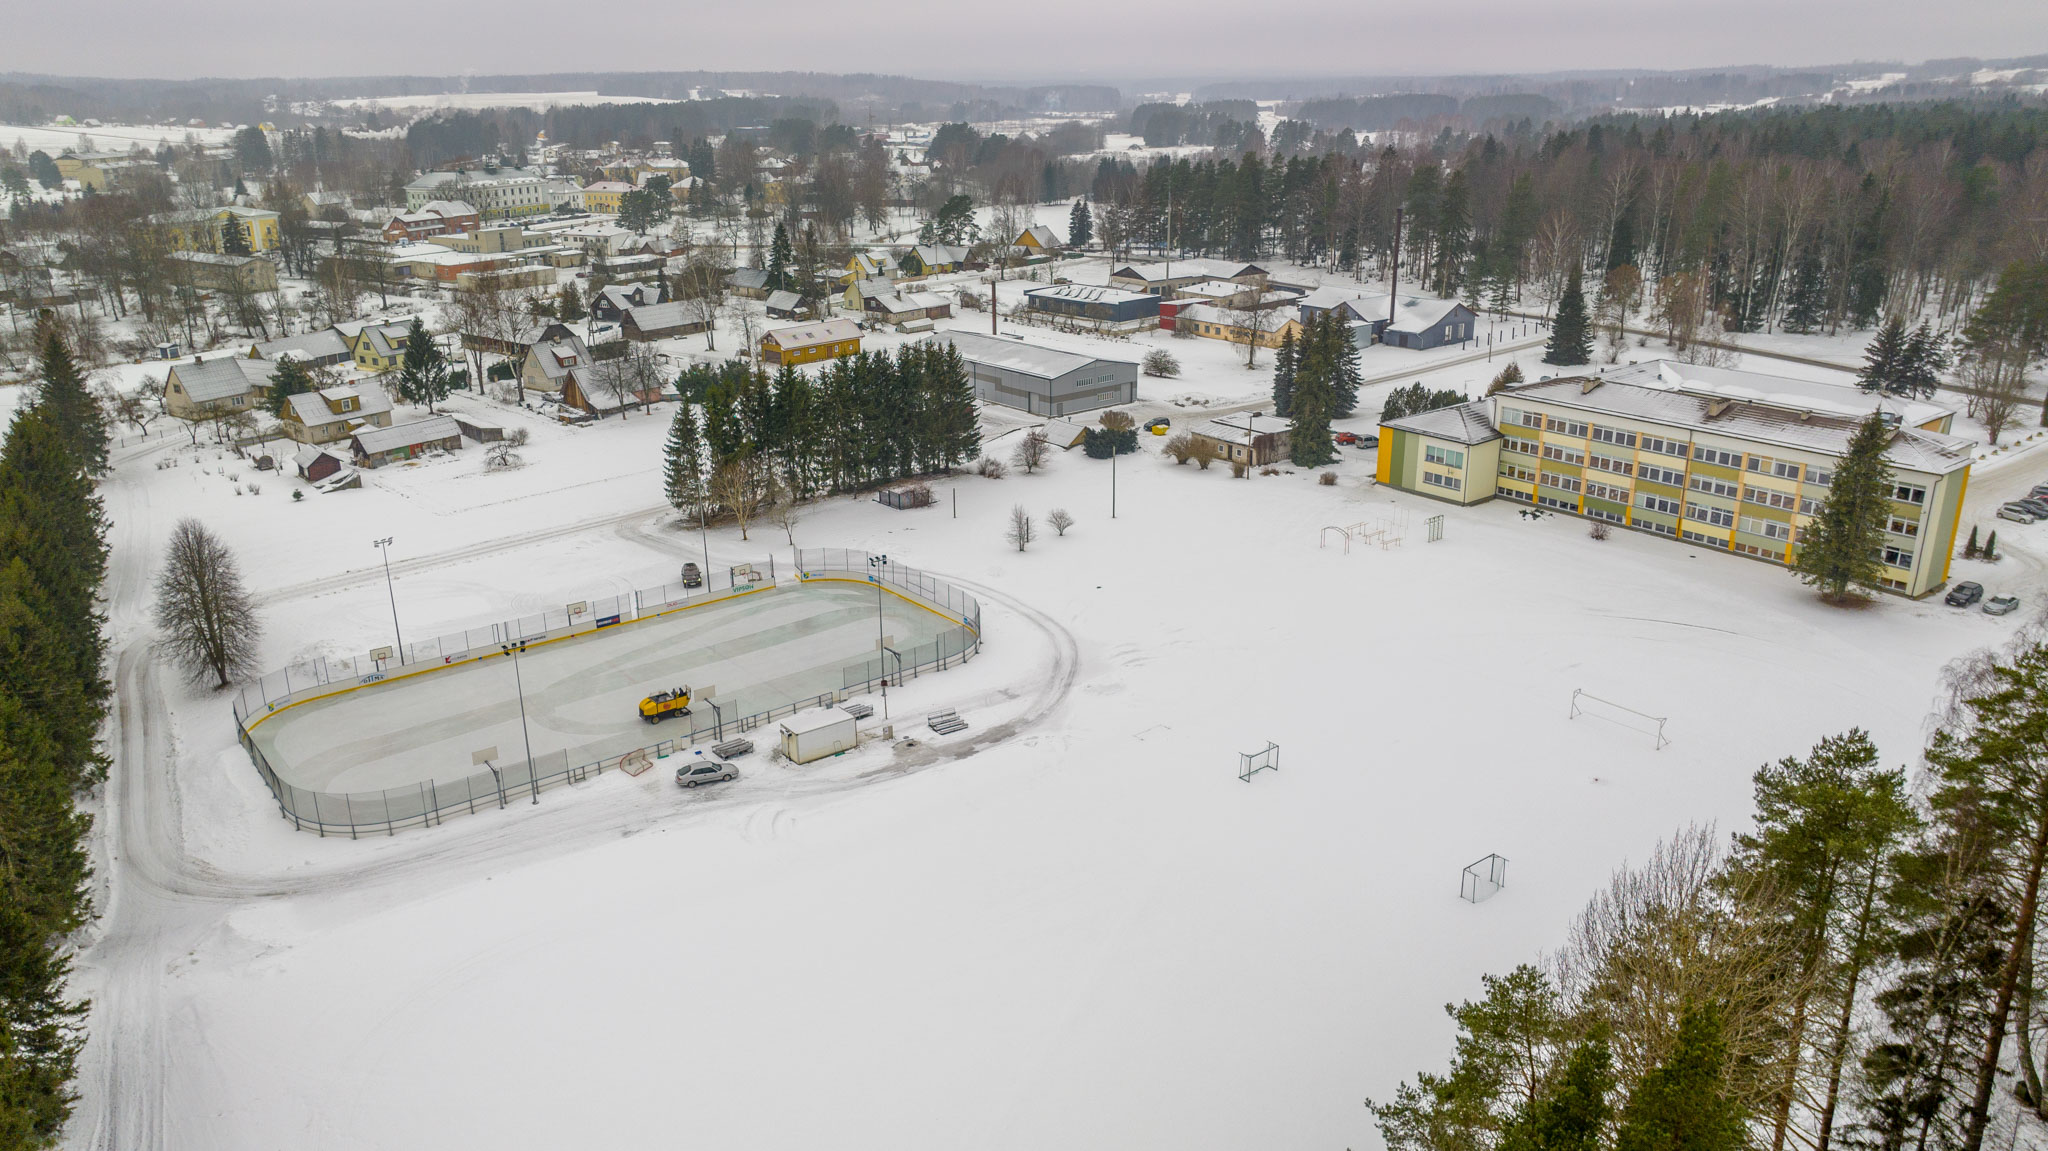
[638,685,692,723]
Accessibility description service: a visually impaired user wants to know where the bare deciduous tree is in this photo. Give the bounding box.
[1047,508,1074,536]
[710,455,767,540]
[485,427,530,470]
[153,518,261,689]
[1011,429,1050,473]
[1006,504,1035,551]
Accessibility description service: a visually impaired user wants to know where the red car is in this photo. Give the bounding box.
[1334,431,1360,445]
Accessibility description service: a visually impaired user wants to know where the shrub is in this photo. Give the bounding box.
[1163,432,1196,464]
[977,455,1009,478]
[1318,472,1337,486]
[1047,508,1074,536]
[1230,460,1247,478]
[1099,410,1136,432]
[1589,519,1611,540]
[1196,448,1214,470]
[291,488,304,502]
[1143,349,1181,378]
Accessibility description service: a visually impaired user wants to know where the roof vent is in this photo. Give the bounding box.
[1708,399,1734,418]
[1581,377,1602,394]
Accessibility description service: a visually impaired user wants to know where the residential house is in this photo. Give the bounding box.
[247,328,352,368]
[380,200,480,243]
[726,268,770,298]
[463,320,576,361]
[862,289,952,328]
[620,299,713,341]
[1022,283,1160,330]
[56,150,144,191]
[1191,414,1291,468]
[843,276,896,310]
[765,290,807,319]
[280,384,395,445]
[520,333,593,397]
[302,189,350,218]
[351,415,463,468]
[153,206,284,254]
[898,243,970,278]
[591,283,652,323]
[166,250,278,293]
[939,332,1137,417]
[163,356,279,420]
[1379,296,1480,350]
[1374,361,1973,596]
[1011,225,1063,257]
[760,319,862,366]
[341,321,416,374]
[841,250,900,284]
[292,444,350,483]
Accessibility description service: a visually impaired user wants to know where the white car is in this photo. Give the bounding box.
[1999,504,2040,524]
[675,761,736,789]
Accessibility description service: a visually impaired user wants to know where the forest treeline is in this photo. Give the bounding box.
[1375,631,2048,1151]
[0,322,109,1147]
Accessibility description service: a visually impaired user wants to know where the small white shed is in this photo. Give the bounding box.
[779,707,858,764]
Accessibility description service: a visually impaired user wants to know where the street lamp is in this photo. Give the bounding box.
[500,639,540,804]
[372,537,404,662]
[698,496,711,596]
[868,553,891,720]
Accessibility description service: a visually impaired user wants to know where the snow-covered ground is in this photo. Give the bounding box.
[2,121,235,154]
[61,294,2048,1148]
[324,92,674,113]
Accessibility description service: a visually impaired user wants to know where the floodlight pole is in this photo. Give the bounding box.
[1111,443,1118,518]
[372,537,403,662]
[500,640,539,803]
[868,553,891,721]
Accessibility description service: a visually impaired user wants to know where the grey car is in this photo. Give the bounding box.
[1947,581,1985,606]
[2014,498,2048,517]
[1984,594,2021,616]
[676,761,736,788]
[2000,505,2041,524]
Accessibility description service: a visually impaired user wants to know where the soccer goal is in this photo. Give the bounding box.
[1239,741,1280,782]
[1461,854,1509,903]
[617,748,656,777]
[1569,688,1671,750]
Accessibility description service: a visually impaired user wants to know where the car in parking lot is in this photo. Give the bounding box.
[2029,482,2048,500]
[1335,431,1359,445]
[1985,594,2021,616]
[1145,417,1171,433]
[1359,434,1379,448]
[676,761,736,788]
[681,562,703,588]
[1947,581,1985,607]
[2000,504,2041,524]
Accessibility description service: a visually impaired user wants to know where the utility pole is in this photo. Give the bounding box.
[868,553,891,720]
[500,639,539,803]
[1388,207,1404,329]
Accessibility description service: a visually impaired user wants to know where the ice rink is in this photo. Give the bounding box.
[249,582,958,793]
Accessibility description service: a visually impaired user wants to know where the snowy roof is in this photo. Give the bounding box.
[1039,419,1090,447]
[780,707,856,737]
[353,414,461,455]
[1174,302,1293,329]
[253,328,351,362]
[1194,414,1290,444]
[418,199,478,218]
[598,284,648,311]
[286,383,393,428]
[1384,296,1471,333]
[291,444,341,470]
[1017,224,1063,247]
[168,250,265,267]
[726,268,769,290]
[622,300,712,330]
[1604,360,1955,430]
[1177,279,1255,297]
[939,332,1134,381]
[1024,282,1155,306]
[1381,401,1501,445]
[901,291,948,310]
[912,243,970,265]
[170,356,278,403]
[764,318,861,349]
[765,290,803,310]
[1504,372,1973,476]
[849,276,895,299]
[354,322,414,359]
[1111,258,1264,283]
[528,336,591,381]
[1297,285,1379,311]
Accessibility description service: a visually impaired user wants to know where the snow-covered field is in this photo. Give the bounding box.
[57,266,2048,1148]
[325,91,674,113]
[2,122,235,154]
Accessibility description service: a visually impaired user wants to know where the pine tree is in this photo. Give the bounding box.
[1791,412,1893,602]
[1499,1034,1614,1151]
[1545,266,1593,366]
[662,401,706,513]
[766,222,793,292]
[1068,198,1092,249]
[1858,316,1908,395]
[392,318,450,412]
[1270,329,1298,417]
[1781,246,1827,334]
[556,280,585,322]
[1613,1006,1745,1151]
[218,215,251,256]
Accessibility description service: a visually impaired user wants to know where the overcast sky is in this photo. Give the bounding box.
[6,0,2043,85]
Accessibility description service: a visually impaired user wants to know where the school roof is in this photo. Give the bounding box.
[1178,279,1255,297]
[1380,400,1502,445]
[1194,414,1290,444]
[1502,370,1973,475]
[170,356,278,403]
[353,414,462,455]
[763,318,861,348]
[939,332,1135,381]
[1603,360,1955,430]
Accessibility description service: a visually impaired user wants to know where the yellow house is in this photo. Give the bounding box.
[761,319,862,366]
[580,181,632,214]
[1174,303,1302,348]
[281,384,395,445]
[155,207,283,254]
[340,321,415,374]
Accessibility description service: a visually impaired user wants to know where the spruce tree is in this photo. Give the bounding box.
[1068,198,1092,249]
[1983,529,1998,561]
[766,221,793,292]
[392,318,450,412]
[1613,1006,1745,1151]
[0,408,109,735]
[662,401,706,513]
[264,355,316,417]
[1544,266,1593,366]
[1899,322,1949,399]
[556,280,586,322]
[1791,412,1893,602]
[1964,524,1979,559]
[1324,314,1363,418]
[1499,1033,1614,1151]
[1781,246,1827,334]
[1858,316,1907,395]
[32,327,108,476]
[219,216,251,256]
[924,342,981,470]
[1288,331,1337,468]
[1270,329,1297,417]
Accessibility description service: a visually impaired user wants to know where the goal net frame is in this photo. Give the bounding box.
[1461,853,1508,903]
[1569,688,1670,750]
[1239,741,1280,782]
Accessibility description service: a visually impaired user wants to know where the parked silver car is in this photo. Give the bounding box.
[675,761,736,788]
[2000,504,2040,524]
[1985,594,2021,616]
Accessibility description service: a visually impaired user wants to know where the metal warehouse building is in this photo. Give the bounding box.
[938,332,1139,418]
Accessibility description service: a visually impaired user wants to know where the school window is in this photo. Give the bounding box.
[1734,542,1786,561]
[1882,544,1914,568]
[1540,472,1582,494]
[1688,475,1739,499]
[1590,425,1637,449]
[1642,435,1689,458]
[1541,444,1585,466]
[1693,445,1742,468]
[1424,445,1465,469]
[1504,436,1540,456]
[1893,483,1927,505]
[1773,460,1802,481]
[1639,463,1686,487]
[1799,496,1825,517]
[1546,416,1589,437]
[1589,454,1634,476]
[1681,528,1731,548]
[1586,480,1630,503]
[1746,454,1773,473]
[1510,408,1545,429]
[1501,485,1532,502]
[1587,506,1624,523]
[1423,470,1462,491]
[1888,516,1920,537]
[1743,486,1797,511]
[1536,493,1578,512]
[1686,503,1736,528]
[1740,517,1792,541]
[1805,465,1834,486]
[1501,463,1537,483]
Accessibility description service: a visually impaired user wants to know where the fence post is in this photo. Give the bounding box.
[344,793,356,840]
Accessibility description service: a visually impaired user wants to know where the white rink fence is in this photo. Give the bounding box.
[231,552,983,837]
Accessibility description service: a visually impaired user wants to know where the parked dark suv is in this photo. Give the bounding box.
[681,562,703,588]
[1946,581,1984,607]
